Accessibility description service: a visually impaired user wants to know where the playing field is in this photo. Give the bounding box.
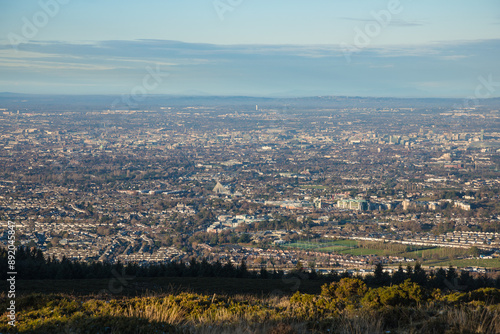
[281,239,387,256]
[281,240,500,268]
[337,247,395,256]
[281,240,357,252]
[424,258,500,268]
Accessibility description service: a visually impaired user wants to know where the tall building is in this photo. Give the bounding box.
[337,199,368,211]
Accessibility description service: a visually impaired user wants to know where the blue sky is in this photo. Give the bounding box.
[0,0,499,97]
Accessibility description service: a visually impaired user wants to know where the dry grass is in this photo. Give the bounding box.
[188,322,307,334]
[118,299,187,324]
[3,289,500,334]
[444,306,500,333]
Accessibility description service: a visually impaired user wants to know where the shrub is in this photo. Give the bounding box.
[362,279,426,308]
[321,278,367,302]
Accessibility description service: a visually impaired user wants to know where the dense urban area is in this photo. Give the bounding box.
[1,95,499,275]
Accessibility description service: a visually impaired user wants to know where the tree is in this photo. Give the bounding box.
[373,263,390,286]
[321,277,368,308]
[238,233,251,243]
[237,259,248,278]
[295,261,304,271]
[446,266,458,282]
[469,246,480,257]
[433,268,447,289]
[259,267,269,279]
[406,264,413,277]
[392,264,406,285]
[51,237,61,247]
[412,262,427,286]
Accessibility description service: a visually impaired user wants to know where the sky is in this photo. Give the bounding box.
[0,0,499,97]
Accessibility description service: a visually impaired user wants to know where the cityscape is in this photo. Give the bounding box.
[1,95,499,275]
[1,1,500,333]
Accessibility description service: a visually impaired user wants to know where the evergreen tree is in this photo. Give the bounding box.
[237,259,248,278]
[412,262,427,286]
[392,264,406,285]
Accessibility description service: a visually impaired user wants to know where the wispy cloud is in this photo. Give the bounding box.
[340,17,423,27]
[368,64,394,68]
[440,55,469,61]
[0,39,498,97]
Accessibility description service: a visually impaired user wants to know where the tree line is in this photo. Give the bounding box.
[1,246,498,292]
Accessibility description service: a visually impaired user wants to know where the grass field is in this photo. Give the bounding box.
[425,258,500,268]
[319,245,354,252]
[401,247,449,259]
[281,240,357,252]
[283,239,390,256]
[282,239,500,268]
[337,247,395,256]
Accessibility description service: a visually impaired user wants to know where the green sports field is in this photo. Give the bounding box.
[281,240,357,252]
[424,258,500,268]
[281,239,500,268]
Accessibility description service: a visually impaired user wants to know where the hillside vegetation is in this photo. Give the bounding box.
[2,278,500,333]
[3,247,500,333]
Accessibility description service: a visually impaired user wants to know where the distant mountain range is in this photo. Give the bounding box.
[0,92,499,110]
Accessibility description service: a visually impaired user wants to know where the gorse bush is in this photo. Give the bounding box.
[321,278,367,302]
[362,279,426,308]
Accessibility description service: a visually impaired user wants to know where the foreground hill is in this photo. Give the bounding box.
[2,278,500,333]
